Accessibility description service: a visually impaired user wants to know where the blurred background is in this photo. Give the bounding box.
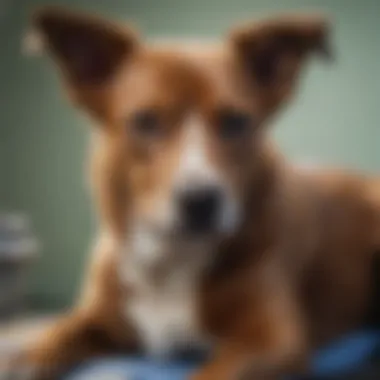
[0,0,380,320]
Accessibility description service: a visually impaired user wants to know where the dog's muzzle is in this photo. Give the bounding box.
[176,185,222,235]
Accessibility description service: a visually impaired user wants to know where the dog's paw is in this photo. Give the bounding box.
[0,350,53,380]
[1,351,34,380]
[1,365,38,380]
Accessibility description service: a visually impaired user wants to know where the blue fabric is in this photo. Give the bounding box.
[65,331,380,380]
[311,331,380,376]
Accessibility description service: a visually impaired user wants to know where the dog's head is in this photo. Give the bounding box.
[27,7,331,241]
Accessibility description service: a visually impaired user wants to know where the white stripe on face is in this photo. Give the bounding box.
[176,114,220,187]
[152,114,241,237]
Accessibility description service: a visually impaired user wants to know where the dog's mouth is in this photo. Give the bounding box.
[140,218,220,243]
[139,214,239,249]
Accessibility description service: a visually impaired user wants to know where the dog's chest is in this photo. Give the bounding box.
[128,279,203,357]
[120,231,211,357]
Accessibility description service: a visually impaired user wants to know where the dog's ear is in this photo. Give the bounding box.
[230,13,332,113]
[24,6,139,118]
[26,6,138,85]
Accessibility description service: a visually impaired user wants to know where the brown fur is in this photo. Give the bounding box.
[10,6,380,380]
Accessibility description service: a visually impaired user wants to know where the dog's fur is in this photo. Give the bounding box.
[10,6,380,380]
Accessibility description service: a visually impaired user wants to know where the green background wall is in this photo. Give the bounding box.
[1,0,380,310]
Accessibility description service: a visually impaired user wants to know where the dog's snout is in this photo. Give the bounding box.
[177,186,222,234]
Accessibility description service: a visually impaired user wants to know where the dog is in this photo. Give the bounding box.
[7,5,380,380]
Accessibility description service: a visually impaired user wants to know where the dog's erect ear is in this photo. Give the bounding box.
[26,6,138,86]
[230,13,332,113]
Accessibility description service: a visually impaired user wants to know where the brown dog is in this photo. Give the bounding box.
[9,5,380,380]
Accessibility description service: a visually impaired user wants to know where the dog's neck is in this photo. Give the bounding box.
[120,221,219,290]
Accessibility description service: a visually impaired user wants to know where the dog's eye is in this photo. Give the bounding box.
[217,110,252,139]
[130,110,162,138]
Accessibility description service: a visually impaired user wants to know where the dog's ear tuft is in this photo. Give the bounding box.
[230,13,332,110]
[26,6,139,85]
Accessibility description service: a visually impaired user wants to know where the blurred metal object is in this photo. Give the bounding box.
[0,213,40,321]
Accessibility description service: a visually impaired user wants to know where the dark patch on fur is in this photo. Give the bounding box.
[363,252,380,328]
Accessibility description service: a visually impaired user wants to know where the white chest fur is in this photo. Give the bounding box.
[127,277,202,357]
[119,226,212,358]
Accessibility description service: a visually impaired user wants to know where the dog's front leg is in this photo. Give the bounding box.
[4,236,139,380]
[193,278,307,380]
[4,309,140,380]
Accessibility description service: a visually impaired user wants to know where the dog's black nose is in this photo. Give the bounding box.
[177,186,222,234]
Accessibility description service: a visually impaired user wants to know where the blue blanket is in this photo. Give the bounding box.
[65,331,380,380]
